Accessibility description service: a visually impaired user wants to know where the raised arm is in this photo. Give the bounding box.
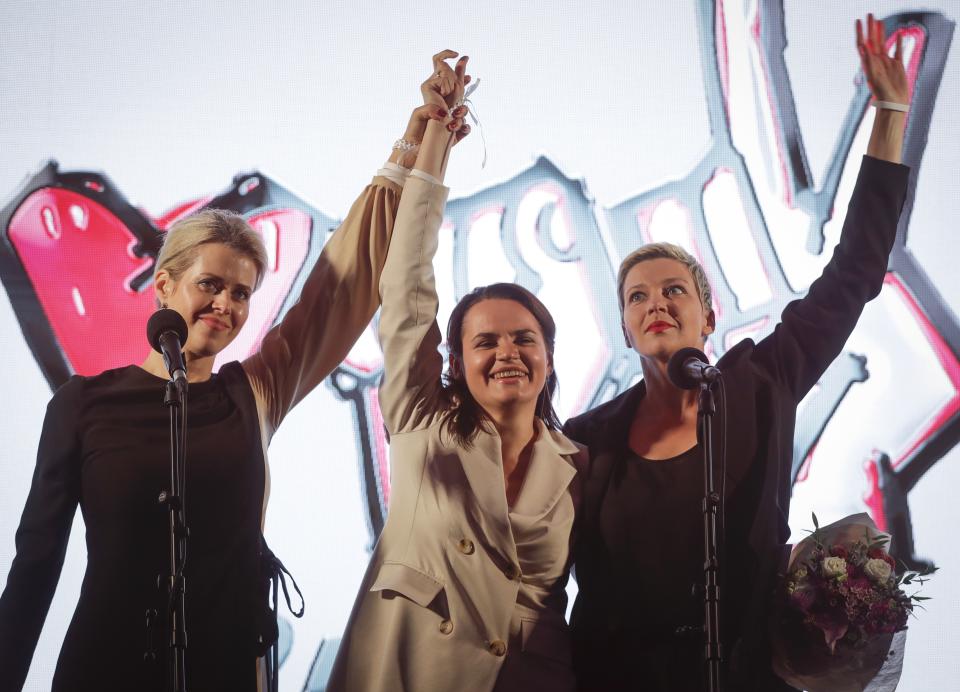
[241,98,449,437]
[0,379,83,689]
[378,53,473,434]
[752,14,911,399]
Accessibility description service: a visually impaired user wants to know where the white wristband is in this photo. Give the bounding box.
[873,100,909,112]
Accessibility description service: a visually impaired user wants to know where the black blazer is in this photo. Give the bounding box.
[563,156,910,691]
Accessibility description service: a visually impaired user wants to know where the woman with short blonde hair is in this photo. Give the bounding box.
[0,56,465,692]
[564,16,914,691]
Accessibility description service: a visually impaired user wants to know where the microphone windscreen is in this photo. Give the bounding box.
[667,346,709,390]
[147,309,189,353]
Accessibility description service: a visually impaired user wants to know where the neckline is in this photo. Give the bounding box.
[632,444,699,464]
[128,364,218,389]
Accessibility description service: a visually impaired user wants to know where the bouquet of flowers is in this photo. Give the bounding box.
[770,513,933,692]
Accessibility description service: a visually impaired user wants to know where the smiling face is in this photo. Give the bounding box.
[454,298,553,420]
[621,257,715,362]
[154,242,258,359]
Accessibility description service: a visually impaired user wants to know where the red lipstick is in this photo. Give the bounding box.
[646,321,673,334]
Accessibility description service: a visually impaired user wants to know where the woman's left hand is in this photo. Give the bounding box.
[424,50,472,110]
[856,13,909,105]
[393,51,471,167]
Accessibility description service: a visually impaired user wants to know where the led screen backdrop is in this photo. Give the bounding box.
[1,1,958,689]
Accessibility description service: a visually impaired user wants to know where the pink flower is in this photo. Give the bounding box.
[868,547,896,567]
[846,576,872,592]
[789,586,817,613]
[830,545,849,559]
[811,611,849,653]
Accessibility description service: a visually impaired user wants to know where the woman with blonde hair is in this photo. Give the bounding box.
[0,56,460,691]
[564,15,913,691]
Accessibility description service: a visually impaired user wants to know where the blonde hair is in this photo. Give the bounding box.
[154,210,268,295]
[617,242,712,313]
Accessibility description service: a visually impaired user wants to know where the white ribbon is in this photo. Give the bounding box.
[459,78,487,168]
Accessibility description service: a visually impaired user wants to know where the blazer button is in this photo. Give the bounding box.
[457,538,475,555]
[487,639,507,657]
[439,619,454,635]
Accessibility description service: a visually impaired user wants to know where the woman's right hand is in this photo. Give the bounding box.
[856,14,909,106]
[855,13,908,163]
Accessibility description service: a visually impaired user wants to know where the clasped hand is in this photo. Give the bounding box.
[396,50,472,168]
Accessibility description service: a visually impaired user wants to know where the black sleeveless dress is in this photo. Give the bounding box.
[0,364,264,691]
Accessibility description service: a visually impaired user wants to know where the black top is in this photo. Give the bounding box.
[601,446,703,632]
[0,364,264,691]
[564,156,911,692]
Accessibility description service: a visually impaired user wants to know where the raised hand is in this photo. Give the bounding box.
[424,50,472,111]
[393,52,471,167]
[450,105,471,145]
[856,13,909,105]
[439,54,472,144]
[394,102,449,168]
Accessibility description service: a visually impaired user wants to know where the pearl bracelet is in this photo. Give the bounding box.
[873,100,909,112]
[392,138,418,152]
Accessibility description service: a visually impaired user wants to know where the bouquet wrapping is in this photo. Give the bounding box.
[770,513,920,692]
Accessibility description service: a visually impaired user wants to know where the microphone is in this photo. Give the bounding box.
[147,309,189,384]
[667,347,721,390]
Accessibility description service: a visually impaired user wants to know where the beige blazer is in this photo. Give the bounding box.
[328,176,588,692]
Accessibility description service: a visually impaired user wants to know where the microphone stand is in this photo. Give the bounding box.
[698,380,723,692]
[161,376,189,692]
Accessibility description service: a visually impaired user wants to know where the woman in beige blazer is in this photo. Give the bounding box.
[329,53,588,692]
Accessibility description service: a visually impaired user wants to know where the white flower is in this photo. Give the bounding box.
[864,558,893,583]
[822,556,848,578]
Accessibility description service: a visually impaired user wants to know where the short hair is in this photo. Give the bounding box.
[616,242,712,314]
[154,209,268,294]
[443,283,561,446]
